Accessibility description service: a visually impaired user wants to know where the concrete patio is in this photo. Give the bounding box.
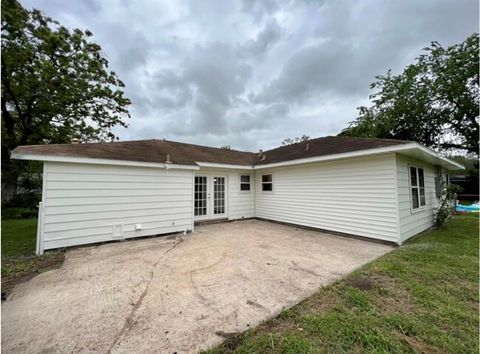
[2,219,392,353]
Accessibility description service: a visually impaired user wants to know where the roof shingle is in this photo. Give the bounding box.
[12,136,411,166]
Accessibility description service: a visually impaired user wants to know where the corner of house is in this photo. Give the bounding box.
[392,153,402,244]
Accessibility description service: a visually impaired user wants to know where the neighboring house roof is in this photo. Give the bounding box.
[11,136,463,170]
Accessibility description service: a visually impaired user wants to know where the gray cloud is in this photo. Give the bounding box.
[241,19,283,57]
[21,0,479,150]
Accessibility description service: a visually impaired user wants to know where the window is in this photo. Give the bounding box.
[410,166,426,209]
[262,174,273,191]
[240,175,251,191]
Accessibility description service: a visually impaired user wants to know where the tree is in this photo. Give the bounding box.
[340,33,479,155]
[1,0,131,203]
[220,145,231,150]
[282,135,311,146]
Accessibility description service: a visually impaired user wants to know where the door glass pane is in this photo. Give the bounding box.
[194,176,207,216]
[213,177,225,214]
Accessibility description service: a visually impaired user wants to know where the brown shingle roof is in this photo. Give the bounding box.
[12,136,411,166]
[254,136,411,165]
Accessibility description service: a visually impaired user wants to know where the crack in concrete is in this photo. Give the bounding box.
[189,256,225,307]
[246,299,268,311]
[106,236,184,354]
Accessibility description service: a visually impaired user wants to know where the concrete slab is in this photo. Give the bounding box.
[2,219,392,353]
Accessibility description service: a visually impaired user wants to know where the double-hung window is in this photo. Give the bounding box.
[262,174,273,191]
[240,175,251,191]
[410,166,426,209]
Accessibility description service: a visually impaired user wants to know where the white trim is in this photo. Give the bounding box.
[413,144,464,170]
[196,162,254,170]
[12,142,463,171]
[12,153,199,170]
[392,155,401,244]
[254,143,464,170]
[210,174,228,219]
[239,174,252,193]
[36,162,48,255]
[261,173,274,193]
[408,164,427,213]
[36,202,44,255]
[191,170,195,232]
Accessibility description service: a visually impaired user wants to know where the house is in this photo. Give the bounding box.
[11,136,463,254]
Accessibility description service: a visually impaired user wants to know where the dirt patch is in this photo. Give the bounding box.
[2,251,65,300]
[346,276,375,290]
[369,274,415,315]
[398,333,445,354]
[214,331,246,352]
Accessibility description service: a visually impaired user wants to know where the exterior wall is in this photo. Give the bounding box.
[395,154,440,242]
[227,171,255,220]
[254,154,400,243]
[195,168,255,220]
[40,162,194,251]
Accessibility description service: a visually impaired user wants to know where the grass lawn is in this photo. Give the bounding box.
[2,218,64,297]
[206,215,479,354]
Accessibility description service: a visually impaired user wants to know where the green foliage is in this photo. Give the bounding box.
[341,33,479,155]
[2,207,37,219]
[206,216,479,353]
[434,183,462,228]
[282,135,311,146]
[1,0,131,203]
[4,161,43,207]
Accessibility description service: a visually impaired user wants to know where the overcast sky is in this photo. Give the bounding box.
[22,0,478,151]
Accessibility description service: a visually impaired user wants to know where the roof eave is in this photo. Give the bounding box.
[195,162,254,170]
[253,143,464,170]
[11,152,200,170]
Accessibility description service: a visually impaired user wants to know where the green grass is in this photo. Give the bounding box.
[2,218,64,289]
[206,215,479,354]
[2,218,38,258]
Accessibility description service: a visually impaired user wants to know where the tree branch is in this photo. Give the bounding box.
[1,56,25,121]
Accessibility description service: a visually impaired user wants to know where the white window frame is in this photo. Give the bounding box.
[239,174,251,192]
[261,173,273,192]
[409,165,426,212]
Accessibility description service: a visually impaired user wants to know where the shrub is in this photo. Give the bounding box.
[434,183,461,228]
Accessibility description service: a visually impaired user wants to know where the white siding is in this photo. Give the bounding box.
[396,154,439,242]
[41,162,194,250]
[254,154,400,243]
[228,171,255,220]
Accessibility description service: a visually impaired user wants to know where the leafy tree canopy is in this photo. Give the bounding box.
[282,135,311,146]
[1,0,131,203]
[341,33,479,155]
[1,0,131,150]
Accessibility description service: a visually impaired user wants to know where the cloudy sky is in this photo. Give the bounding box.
[22,0,478,151]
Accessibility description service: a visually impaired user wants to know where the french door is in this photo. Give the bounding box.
[194,175,227,220]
